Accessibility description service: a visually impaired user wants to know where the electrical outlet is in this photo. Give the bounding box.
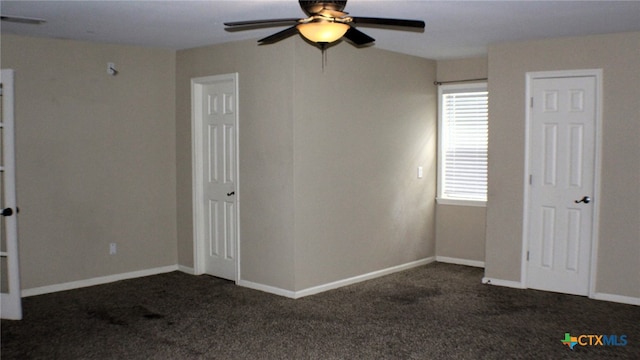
[109,243,117,255]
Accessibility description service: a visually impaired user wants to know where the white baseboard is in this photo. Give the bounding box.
[294,257,436,299]
[21,265,179,297]
[239,257,436,299]
[481,277,526,289]
[591,292,640,306]
[177,264,195,275]
[24,263,637,308]
[20,258,436,299]
[482,278,639,306]
[237,280,297,298]
[436,256,485,268]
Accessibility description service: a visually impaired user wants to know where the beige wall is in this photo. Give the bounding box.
[436,57,488,84]
[1,35,177,289]
[485,32,640,298]
[435,205,486,263]
[176,38,436,291]
[292,41,436,290]
[176,39,297,290]
[435,57,488,263]
[9,30,632,300]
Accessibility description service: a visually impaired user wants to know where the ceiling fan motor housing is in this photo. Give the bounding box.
[299,1,347,16]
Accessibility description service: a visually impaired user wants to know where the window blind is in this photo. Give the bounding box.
[441,89,488,201]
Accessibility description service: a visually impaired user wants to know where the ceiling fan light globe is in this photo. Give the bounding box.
[297,22,349,43]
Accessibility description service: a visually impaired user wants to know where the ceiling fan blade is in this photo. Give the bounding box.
[258,26,299,44]
[1,15,46,25]
[343,27,375,46]
[351,17,425,29]
[225,18,300,27]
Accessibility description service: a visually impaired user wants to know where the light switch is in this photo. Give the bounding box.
[417,166,423,179]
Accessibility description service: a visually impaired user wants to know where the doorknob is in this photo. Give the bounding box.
[1,208,13,216]
[227,191,235,196]
[574,196,591,204]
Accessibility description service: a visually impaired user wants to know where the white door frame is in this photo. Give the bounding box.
[521,69,603,298]
[1,69,22,320]
[191,73,240,281]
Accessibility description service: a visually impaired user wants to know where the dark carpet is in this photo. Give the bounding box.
[2,263,639,359]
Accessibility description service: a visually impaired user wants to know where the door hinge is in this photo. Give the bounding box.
[527,251,530,261]
[529,174,533,185]
[530,97,533,108]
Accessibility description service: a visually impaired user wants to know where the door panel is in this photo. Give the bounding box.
[207,125,218,183]
[526,75,596,296]
[543,124,557,185]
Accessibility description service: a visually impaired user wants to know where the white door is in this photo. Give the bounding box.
[1,69,22,320]
[192,73,239,281]
[526,74,598,296]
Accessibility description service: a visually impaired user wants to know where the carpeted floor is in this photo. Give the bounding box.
[2,263,639,359]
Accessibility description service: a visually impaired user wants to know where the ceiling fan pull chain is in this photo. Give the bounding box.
[323,46,327,72]
[320,43,327,72]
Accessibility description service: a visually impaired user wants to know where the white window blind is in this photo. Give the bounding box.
[438,84,488,204]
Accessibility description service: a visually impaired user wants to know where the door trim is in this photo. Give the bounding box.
[191,73,240,281]
[0,69,22,320]
[521,69,603,298]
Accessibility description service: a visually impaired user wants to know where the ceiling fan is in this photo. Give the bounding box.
[224,0,425,48]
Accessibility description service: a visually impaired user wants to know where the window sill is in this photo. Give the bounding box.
[436,198,487,207]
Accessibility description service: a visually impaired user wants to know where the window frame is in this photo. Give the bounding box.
[437,82,488,207]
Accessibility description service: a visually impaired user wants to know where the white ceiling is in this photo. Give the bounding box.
[2,0,640,60]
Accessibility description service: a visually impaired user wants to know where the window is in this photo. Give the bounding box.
[437,83,488,206]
